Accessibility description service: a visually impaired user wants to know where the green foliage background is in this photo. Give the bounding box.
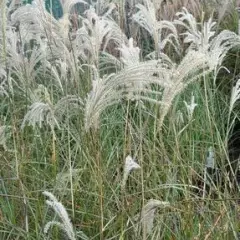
[22,0,63,19]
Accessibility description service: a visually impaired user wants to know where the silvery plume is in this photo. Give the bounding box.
[122,155,141,190]
[55,168,82,196]
[230,78,240,114]
[132,0,180,56]
[183,93,198,120]
[43,191,77,240]
[21,85,82,130]
[118,38,140,67]
[141,199,170,235]
[43,191,89,240]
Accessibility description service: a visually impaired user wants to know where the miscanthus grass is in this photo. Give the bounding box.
[1,0,240,239]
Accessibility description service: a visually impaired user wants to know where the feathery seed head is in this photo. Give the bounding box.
[124,155,141,173]
[122,155,141,190]
[230,78,240,113]
[43,191,77,240]
[183,93,198,120]
[118,38,140,66]
[141,199,170,234]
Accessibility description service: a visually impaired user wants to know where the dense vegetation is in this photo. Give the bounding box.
[1,0,240,239]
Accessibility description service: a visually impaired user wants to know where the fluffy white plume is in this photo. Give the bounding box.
[230,79,240,114]
[184,93,198,120]
[141,199,170,235]
[133,0,180,56]
[43,191,77,240]
[122,155,141,189]
[118,38,140,66]
[21,85,82,130]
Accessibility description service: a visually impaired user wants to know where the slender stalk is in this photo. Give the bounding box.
[91,129,104,240]
[67,123,75,220]
[1,0,6,62]
[119,0,126,32]
[12,116,19,179]
[123,100,131,157]
[19,180,29,233]
[138,103,146,239]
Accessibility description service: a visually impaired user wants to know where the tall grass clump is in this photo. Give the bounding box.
[2,0,240,239]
